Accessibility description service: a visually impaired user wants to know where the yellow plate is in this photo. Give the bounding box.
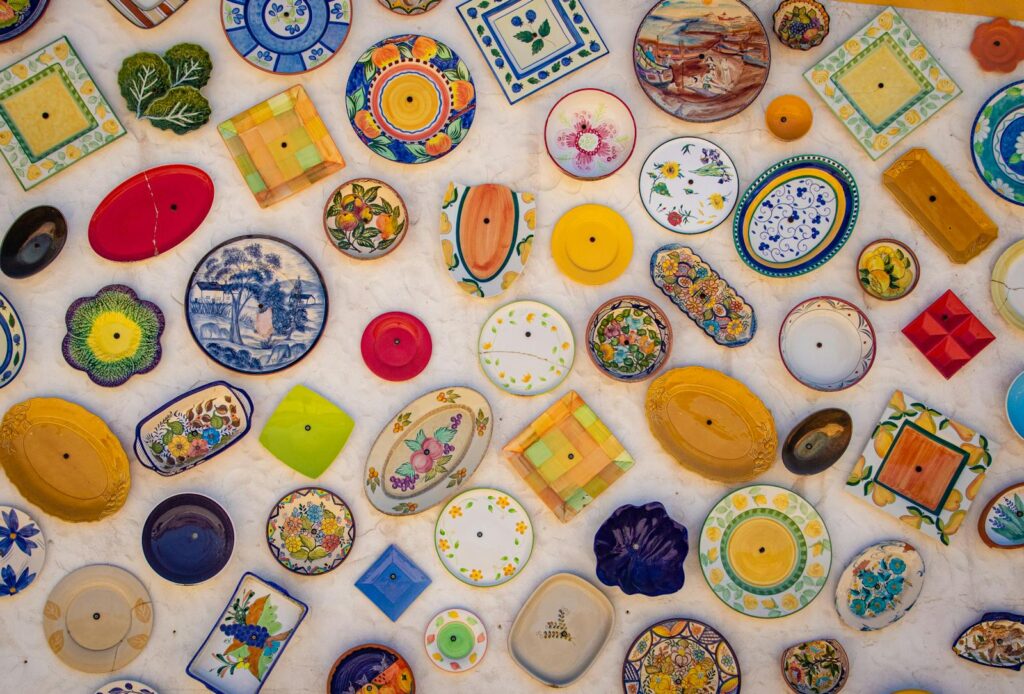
[551,204,632,285]
[0,398,130,522]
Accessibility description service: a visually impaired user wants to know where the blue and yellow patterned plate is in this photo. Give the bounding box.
[0,289,25,389]
[973,80,1024,207]
[622,618,741,693]
[0,0,48,43]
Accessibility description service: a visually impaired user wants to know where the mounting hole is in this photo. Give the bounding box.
[62,453,70,460]
[284,10,290,16]
[699,53,705,59]
[406,96,414,103]
[915,465,923,472]
[780,116,788,123]
[929,195,937,202]
[190,532,199,541]
[941,314,948,321]
[389,573,397,581]
[805,442,813,450]
[589,236,596,243]
[816,342,822,348]
[581,124,587,131]
[688,179,694,185]
[280,142,287,149]
[113,332,120,339]
[304,424,311,431]
[878,82,885,89]
[525,331,531,338]
[170,203,178,211]
[450,635,458,642]
[567,453,574,460]
[995,40,1002,47]
[476,531,483,538]
[483,217,490,224]
[706,419,713,426]
[1016,510,1023,518]
[258,304,264,310]
[41,112,49,119]
[758,547,766,554]
[92,613,101,621]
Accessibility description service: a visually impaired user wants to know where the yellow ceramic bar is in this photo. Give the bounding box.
[841,0,1024,20]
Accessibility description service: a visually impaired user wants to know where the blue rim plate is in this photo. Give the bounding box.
[972,79,1024,207]
[142,493,234,584]
[1006,370,1024,440]
[0,289,26,389]
[0,0,48,43]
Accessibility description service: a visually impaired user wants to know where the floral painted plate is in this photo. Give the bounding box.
[779,296,875,392]
[834,540,924,632]
[328,644,415,694]
[544,88,636,180]
[622,618,741,693]
[991,239,1024,331]
[973,80,1024,206]
[424,607,487,672]
[781,639,849,694]
[0,506,44,597]
[142,493,234,585]
[478,300,574,396]
[551,204,633,285]
[700,485,831,619]
[640,137,738,234]
[324,178,408,259]
[0,289,25,388]
[95,681,158,694]
[0,0,48,43]
[586,296,671,382]
[434,488,534,587]
[266,487,354,575]
[857,239,919,301]
[978,482,1024,549]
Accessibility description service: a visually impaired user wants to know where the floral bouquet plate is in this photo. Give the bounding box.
[266,487,355,575]
[640,137,738,234]
[544,88,635,180]
[622,618,740,693]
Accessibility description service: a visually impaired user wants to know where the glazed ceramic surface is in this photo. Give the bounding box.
[902,290,995,379]
[646,366,777,483]
[1,205,66,278]
[0,506,43,597]
[95,681,158,694]
[634,0,769,122]
[857,239,919,300]
[0,0,47,42]
[773,0,828,50]
[1007,371,1024,440]
[622,618,740,694]
[266,487,354,575]
[834,541,924,631]
[978,482,1024,549]
[221,0,351,74]
[424,608,486,672]
[328,644,415,693]
[324,178,407,259]
[116,44,212,135]
[365,387,492,516]
[435,488,534,587]
[991,239,1024,330]
[972,79,1024,206]
[0,289,25,388]
[766,94,813,141]
[346,34,474,164]
[355,544,430,621]
[478,299,574,396]
[781,639,848,694]
[142,493,233,585]
[779,297,875,392]
[586,296,671,382]
[971,18,1024,73]
[544,88,635,180]
[551,203,632,285]
[593,501,688,597]
[108,0,188,28]
[782,409,852,476]
[640,137,738,234]
[186,235,327,375]
[259,385,353,478]
[953,612,1024,671]
[381,0,438,14]
[361,311,431,381]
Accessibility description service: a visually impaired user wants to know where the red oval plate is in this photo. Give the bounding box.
[361,311,431,381]
[89,164,214,262]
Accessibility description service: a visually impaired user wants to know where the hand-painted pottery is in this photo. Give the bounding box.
[361,311,431,381]
[773,0,828,50]
[0,289,25,388]
[221,0,351,74]
[971,19,1024,73]
[266,487,354,575]
[0,0,47,43]
[346,34,474,164]
[551,204,632,285]
[440,182,535,298]
[902,290,995,379]
[381,0,439,14]
[142,493,234,585]
[0,506,44,597]
[1007,371,1024,440]
[593,501,687,597]
[650,244,756,347]
[622,618,740,693]
[43,564,153,673]
[324,178,408,260]
[781,639,848,694]
[634,0,770,123]
[586,296,671,382]
[187,572,306,694]
[972,80,1024,207]
[435,487,534,588]
[108,0,188,28]
[953,612,1024,670]
[782,409,852,476]
[835,541,924,631]
[509,573,612,687]
[640,137,738,234]
[978,482,1024,549]
[329,644,415,694]
[857,239,919,301]
[992,239,1024,330]
[186,235,327,374]
[765,94,813,141]
[478,299,574,396]
[544,88,636,180]
[1,205,66,278]
[260,385,353,479]
[116,44,212,135]
[364,387,492,516]
[89,165,213,261]
[733,155,859,278]
[424,608,486,672]
[0,398,130,522]
[779,297,875,392]
[96,681,158,694]
[355,545,430,621]
[647,367,776,483]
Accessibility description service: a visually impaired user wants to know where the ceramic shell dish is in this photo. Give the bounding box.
[424,607,487,672]
[835,540,924,631]
[266,487,354,575]
[328,643,415,693]
[991,239,1024,330]
[622,618,741,694]
[0,506,44,597]
[778,296,875,392]
[978,482,1024,549]
[973,79,1024,207]
[544,88,636,180]
[781,639,849,694]
[0,289,25,388]
[324,178,408,260]
[142,493,234,585]
[551,204,633,285]
[593,501,688,597]
[1,205,66,278]
[857,239,919,301]
[478,299,574,396]
[586,295,671,382]
[952,612,1024,671]
[640,137,738,234]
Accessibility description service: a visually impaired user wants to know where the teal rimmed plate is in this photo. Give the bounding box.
[972,79,1024,207]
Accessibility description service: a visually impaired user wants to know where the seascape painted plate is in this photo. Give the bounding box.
[544,88,635,180]
[266,487,355,575]
[640,137,738,234]
[733,155,859,278]
[0,506,44,598]
[834,540,924,631]
[0,289,25,388]
[779,296,875,392]
[478,300,574,396]
[973,80,1024,206]
[622,618,740,693]
[586,295,671,382]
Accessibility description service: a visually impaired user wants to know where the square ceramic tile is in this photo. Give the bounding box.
[804,7,960,160]
[355,545,430,621]
[260,385,354,479]
[457,0,608,104]
[107,0,190,28]
[902,290,995,378]
[502,391,633,522]
[846,390,995,546]
[0,36,125,191]
[218,85,344,208]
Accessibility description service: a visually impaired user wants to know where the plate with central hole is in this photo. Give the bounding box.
[478,300,574,396]
[779,296,875,391]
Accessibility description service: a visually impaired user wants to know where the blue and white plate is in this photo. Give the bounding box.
[221,0,351,74]
[973,80,1024,207]
[0,290,25,389]
[0,506,44,598]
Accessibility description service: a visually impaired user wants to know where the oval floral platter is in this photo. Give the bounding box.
[779,296,875,392]
[972,79,1024,206]
[267,487,355,574]
[0,505,44,597]
[0,289,25,388]
[324,178,408,259]
[640,137,738,234]
[733,155,859,278]
[365,387,492,516]
[478,300,575,396]
[586,296,671,382]
[435,487,534,588]
[622,618,741,693]
[835,540,925,632]
[544,88,636,181]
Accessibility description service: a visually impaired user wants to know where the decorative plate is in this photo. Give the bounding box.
[773,0,829,50]
[381,0,439,14]
[972,79,1024,207]
[0,397,130,522]
[186,235,327,375]
[355,545,430,621]
[0,0,48,43]
[1,205,66,278]
[457,0,609,105]
[781,639,849,694]
[586,295,671,382]
[116,44,212,135]
[142,493,234,585]
[424,608,487,672]
[259,385,353,479]
[551,204,632,285]
[108,0,188,28]
[593,501,688,597]
[221,0,351,74]
[0,506,43,597]
[328,644,415,694]
[640,137,738,234]
[804,7,960,160]
[971,18,1024,73]
[478,299,574,396]
[361,311,431,381]
[365,386,492,516]
[953,612,1024,671]
[992,239,1024,330]
[902,290,995,379]
[1007,371,1024,440]
[544,88,635,180]
[634,0,770,123]
[95,681,158,694]
[324,178,407,260]
[782,408,852,476]
[779,296,875,391]
[435,487,534,587]
[0,289,25,388]
[43,564,152,673]
[834,540,924,631]
[266,487,354,575]
[733,155,859,278]
[646,366,777,483]
[346,34,474,164]
[622,618,741,694]
[700,485,831,619]
[766,94,814,141]
[978,481,1024,549]
[857,239,919,301]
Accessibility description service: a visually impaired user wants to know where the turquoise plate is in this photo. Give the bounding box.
[973,80,1024,207]
[1006,370,1024,440]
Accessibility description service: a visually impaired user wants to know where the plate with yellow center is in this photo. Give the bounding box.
[700,485,831,619]
[551,204,632,285]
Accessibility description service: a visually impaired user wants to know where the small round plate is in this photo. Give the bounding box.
[978,481,1024,549]
[551,204,632,285]
[639,137,738,234]
[857,239,919,301]
[379,0,440,14]
[779,297,875,392]
[361,311,431,381]
[835,540,924,632]
[972,79,1024,206]
[622,618,741,692]
[1,205,66,278]
[0,290,26,389]
[782,408,852,475]
[0,0,48,43]
[142,493,233,585]
[781,639,848,694]
[766,94,813,141]
[773,0,830,50]
[434,488,534,588]
[424,607,487,672]
[0,506,44,597]
[328,643,414,694]
[586,296,671,382]
[96,681,158,694]
[991,239,1024,330]
[544,88,636,181]
[478,300,574,396]
[324,178,408,260]
[267,487,355,575]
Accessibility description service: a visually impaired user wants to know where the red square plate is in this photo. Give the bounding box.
[902,290,994,378]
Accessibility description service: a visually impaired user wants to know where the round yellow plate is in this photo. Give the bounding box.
[551,204,632,285]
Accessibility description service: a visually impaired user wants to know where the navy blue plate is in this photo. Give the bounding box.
[142,493,234,584]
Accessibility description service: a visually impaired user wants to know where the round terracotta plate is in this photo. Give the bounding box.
[640,137,738,234]
[544,88,636,180]
[991,239,1024,330]
[586,296,671,382]
[424,607,487,672]
[0,290,26,388]
[478,300,574,396]
[1,205,66,278]
[779,296,875,391]
[142,494,233,585]
[0,506,44,597]
[328,643,414,694]
[857,239,919,301]
[324,178,408,260]
[622,618,741,692]
[834,540,925,632]
[972,79,1024,206]
[551,204,632,285]
[361,311,431,381]
[267,487,355,574]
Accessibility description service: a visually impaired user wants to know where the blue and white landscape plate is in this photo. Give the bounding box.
[973,80,1024,207]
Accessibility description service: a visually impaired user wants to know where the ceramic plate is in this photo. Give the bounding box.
[734,155,859,277]
[781,639,849,694]
[328,644,415,694]
[978,482,1024,549]
[435,488,534,587]
[973,79,1024,206]
[108,0,188,28]
[586,296,671,382]
[835,541,924,631]
[361,311,431,381]
[424,607,487,672]
[902,290,995,379]
[640,137,738,234]
[381,0,439,14]
[478,300,574,396]
[551,204,633,285]
[953,612,1024,671]
[356,545,430,621]
[0,0,48,42]
[544,88,636,180]
[773,0,829,50]
[0,289,25,388]
[0,506,44,597]
[259,385,353,479]
[221,0,351,74]
[95,681,158,694]
[622,618,741,693]
[324,178,408,259]
[1,205,66,278]
[1006,371,1024,440]
[186,235,327,375]
[857,239,919,301]
[991,239,1024,330]
[142,494,233,585]
[782,408,852,476]
[779,296,875,392]
[593,501,688,597]
[266,487,354,575]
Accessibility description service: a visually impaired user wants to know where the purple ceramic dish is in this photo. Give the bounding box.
[593,501,688,596]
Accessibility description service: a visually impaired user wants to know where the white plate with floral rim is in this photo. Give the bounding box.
[478,300,574,396]
[640,137,738,234]
[266,487,355,576]
[424,607,487,672]
[544,88,636,181]
[779,296,875,392]
[0,505,44,597]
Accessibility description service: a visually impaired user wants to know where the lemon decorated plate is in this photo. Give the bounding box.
[478,300,574,396]
[858,239,919,301]
[551,204,632,285]
[700,485,831,619]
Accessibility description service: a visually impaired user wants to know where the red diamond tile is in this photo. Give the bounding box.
[903,290,995,379]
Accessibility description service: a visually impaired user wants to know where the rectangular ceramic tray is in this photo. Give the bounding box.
[841,0,1024,20]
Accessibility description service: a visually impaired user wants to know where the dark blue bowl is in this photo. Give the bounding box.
[142,493,233,584]
[593,501,688,596]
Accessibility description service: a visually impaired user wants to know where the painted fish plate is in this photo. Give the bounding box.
[640,137,738,234]
[779,296,875,391]
[834,540,924,632]
[622,618,741,693]
[478,300,574,396]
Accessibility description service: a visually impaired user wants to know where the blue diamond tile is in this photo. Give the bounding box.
[355,545,430,621]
